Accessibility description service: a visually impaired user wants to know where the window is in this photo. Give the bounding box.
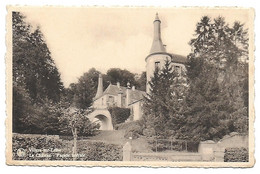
[108,96,115,106]
[108,96,114,102]
[155,61,160,69]
[175,65,181,75]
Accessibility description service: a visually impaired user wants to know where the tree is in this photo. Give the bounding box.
[72,68,107,109]
[13,12,64,104]
[12,12,64,134]
[13,84,38,133]
[183,16,249,142]
[106,68,139,88]
[184,60,229,142]
[136,72,147,91]
[59,107,99,159]
[70,67,146,109]
[142,58,186,139]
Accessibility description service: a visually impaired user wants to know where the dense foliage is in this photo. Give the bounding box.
[67,68,106,109]
[116,121,144,139]
[142,58,187,139]
[13,134,122,161]
[183,16,249,142]
[106,68,138,87]
[147,138,198,152]
[65,68,146,109]
[108,107,131,127]
[136,71,147,91]
[13,12,64,104]
[224,147,249,162]
[77,141,123,161]
[12,133,69,160]
[142,16,249,144]
[12,12,64,134]
[58,107,99,137]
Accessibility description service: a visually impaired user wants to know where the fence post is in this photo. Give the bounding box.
[171,139,173,151]
[156,139,157,153]
[214,148,225,162]
[198,141,216,161]
[123,142,132,161]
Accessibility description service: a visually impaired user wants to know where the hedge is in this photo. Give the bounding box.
[116,121,143,139]
[224,147,249,162]
[12,133,71,161]
[12,133,122,161]
[76,141,122,161]
[108,107,130,127]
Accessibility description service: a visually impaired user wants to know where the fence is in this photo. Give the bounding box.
[123,132,248,162]
[147,138,198,152]
[123,141,224,162]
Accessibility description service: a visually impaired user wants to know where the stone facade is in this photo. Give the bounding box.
[91,76,145,129]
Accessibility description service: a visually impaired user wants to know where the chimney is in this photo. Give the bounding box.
[117,88,123,107]
[126,82,131,107]
[117,82,120,88]
[94,74,103,99]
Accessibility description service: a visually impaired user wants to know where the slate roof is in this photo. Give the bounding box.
[171,53,187,64]
[149,14,166,55]
[97,84,146,105]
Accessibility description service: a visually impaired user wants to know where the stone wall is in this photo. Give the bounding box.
[122,132,248,162]
[198,132,248,162]
[217,132,248,149]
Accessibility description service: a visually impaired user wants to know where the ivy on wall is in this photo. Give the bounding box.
[108,107,130,127]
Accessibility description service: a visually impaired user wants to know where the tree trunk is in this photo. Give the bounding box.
[72,128,77,160]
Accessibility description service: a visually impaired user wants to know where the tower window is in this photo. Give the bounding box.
[155,61,160,69]
[175,66,181,75]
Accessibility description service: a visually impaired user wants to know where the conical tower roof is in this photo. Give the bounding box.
[149,13,166,54]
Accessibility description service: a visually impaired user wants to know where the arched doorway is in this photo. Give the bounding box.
[94,114,111,130]
[87,109,113,130]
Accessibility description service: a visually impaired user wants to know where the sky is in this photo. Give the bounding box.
[18,7,250,87]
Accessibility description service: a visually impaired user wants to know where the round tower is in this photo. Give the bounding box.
[145,13,172,93]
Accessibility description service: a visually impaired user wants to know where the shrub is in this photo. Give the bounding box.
[124,124,143,139]
[116,121,143,139]
[58,107,100,137]
[224,147,249,162]
[108,107,130,126]
[76,141,123,161]
[186,142,199,152]
[146,138,198,152]
[12,133,72,161]
[13,95,64,135]
[147,138,183,152]
[12,133,122,161]
[116,120,138,130]
[142,127,156,137]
